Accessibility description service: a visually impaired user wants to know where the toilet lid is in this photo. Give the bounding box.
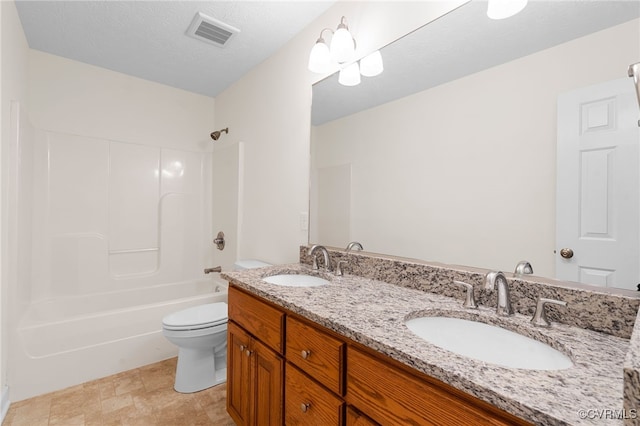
[162,302,228,330]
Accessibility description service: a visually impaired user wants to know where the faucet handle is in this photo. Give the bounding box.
[531,297,567,327]
[453,281,478,309]
[335,260,346,276]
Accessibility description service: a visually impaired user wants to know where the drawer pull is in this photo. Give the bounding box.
[301,350,311,359]
[300,403,311,413]
[239,345,246,352]
[245,350,253,357]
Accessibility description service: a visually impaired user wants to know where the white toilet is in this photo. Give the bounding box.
[162,259,270,393]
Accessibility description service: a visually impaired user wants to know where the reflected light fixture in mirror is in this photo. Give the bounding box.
[339,62,361,86]
[487,0,528,20]
[360,50,384,77]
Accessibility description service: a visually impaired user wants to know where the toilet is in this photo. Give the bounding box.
[162,259,271,393]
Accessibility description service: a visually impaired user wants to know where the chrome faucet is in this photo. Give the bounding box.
[484,271,513,316]
[204,266,222,274]
[345,241,363,252]
[308,245,331,271]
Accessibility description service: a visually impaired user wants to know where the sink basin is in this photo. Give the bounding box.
[262,274,329,287]
[405,316,573,370]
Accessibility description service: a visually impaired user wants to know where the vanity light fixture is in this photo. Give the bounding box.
[487,0,528,20]
[308,28,333,73]
[330,16,356,63]
[308,16,355,73]
[308,16,384,86]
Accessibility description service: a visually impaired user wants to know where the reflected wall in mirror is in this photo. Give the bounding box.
[310,1,640,291]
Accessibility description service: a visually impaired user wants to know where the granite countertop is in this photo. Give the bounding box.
[222,263,632,426]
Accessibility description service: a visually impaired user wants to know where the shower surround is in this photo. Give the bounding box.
[8,104,219,401]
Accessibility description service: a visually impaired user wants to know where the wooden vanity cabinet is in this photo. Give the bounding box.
[227,288,284,426]
[227,285,531,426]
[347,346,531,426]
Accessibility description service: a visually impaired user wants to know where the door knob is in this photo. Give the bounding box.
[560,248,574,259]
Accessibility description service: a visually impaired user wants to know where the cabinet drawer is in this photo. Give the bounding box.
[229,286,284,353]
[285,364,344,425]
[286,316,344,394]
[346,346,530,426]
[346,406,379,426]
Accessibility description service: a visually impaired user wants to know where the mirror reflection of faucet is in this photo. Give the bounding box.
[514,260,533,275]
[345,241,363,252]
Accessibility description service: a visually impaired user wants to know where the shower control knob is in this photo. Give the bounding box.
[560,248,574,259]
[213,231,225,251]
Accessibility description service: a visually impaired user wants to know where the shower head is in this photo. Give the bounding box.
[210,127,229,141]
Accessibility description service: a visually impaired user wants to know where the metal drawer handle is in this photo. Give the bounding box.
[301,403,311,413]
[301,350,311,360]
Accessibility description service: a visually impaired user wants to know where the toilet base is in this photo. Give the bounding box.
[173,347,226,393]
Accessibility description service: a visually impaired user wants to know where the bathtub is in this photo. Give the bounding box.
[11,277,227,401]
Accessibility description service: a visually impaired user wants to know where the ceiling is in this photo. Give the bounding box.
[312,0,640,125]
[15,0,335,97]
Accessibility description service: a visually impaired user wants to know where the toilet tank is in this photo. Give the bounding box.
[233,259,271,270]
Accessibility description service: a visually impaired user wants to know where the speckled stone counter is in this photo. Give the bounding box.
[624,308,640,425]
[222,263,634,426]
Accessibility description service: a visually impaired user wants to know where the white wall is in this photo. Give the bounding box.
[28,51,216,151]
[214,1,467,265]
[0,0,30,417]
[311,19,640,277]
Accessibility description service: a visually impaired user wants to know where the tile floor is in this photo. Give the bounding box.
[2,358,236,426]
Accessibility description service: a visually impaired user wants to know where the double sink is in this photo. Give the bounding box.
[261,270,574,371]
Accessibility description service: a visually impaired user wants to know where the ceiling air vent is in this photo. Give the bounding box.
[186,12,240,48]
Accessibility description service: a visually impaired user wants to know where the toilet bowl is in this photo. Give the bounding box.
[162,259,271,393]
[162,302,228,393]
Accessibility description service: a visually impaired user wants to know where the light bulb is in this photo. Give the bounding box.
[338,62,361,86]
[308,39,331,73]
[487,0,528,19]
[330,25,355,63]
[360,50,383,77]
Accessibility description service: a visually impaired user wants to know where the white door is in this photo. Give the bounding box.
[556,78,639,290]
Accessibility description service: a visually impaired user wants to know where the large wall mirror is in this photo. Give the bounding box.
[310,0,640,291]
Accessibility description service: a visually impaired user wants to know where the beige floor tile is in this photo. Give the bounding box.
[2,358,236,426]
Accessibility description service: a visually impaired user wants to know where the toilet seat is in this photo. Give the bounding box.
[162,302,228,331]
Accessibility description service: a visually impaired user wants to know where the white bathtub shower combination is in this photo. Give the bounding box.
[9,108,224,401]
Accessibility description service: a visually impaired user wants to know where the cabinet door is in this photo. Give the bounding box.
[253,339,284,426]
[227,322,253,426]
